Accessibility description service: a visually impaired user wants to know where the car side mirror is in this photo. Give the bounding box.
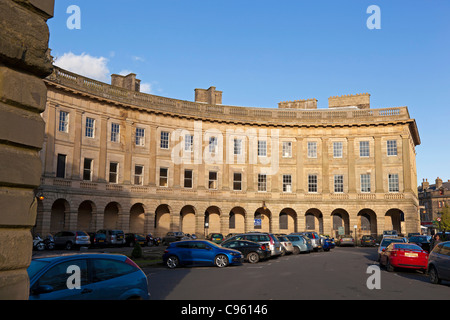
[32,285,54,295]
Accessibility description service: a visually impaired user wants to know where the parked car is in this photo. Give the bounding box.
[96,229,125,246]
[377,236,407,260]
[360,235,377,247]
[321,235,335,249]
[275,235,294,255]
[427,241,450,285]
[53,231,91,250]
[291,232,323,251]
[163,240,243,268]
[226,233,282,257]
[379,243,428,273]
[320,236,332,251]
[162,231,185,245]
[337,235,355,247]
[383,230,399,237]
[125,233,146,247]
[27,253,150,300]
[408,235,431,253]
[221,239,270,263]
[88,232,106,248]
[286,235,313,254]
[206,233,224,244]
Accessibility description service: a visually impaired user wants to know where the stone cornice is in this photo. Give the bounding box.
[45,66,420,145]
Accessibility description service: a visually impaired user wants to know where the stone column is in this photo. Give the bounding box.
[0,0,54,299]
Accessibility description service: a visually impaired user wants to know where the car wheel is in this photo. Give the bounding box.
[215,254,229,268]
[247,252,260,264]
[36,242,45,251]
[65,242,73,250]
[293,247,300,255]
[386,259,395,272]
[166,256,179,269]
[428,265,441,284]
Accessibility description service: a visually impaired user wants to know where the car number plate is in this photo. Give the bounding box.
[405,252,418,257]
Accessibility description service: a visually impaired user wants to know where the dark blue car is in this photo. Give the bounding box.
[163,240,243,268]
[27,253,150,300]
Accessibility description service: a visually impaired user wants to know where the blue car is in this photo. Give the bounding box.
[27,253,150,300]
[163,240,243,268]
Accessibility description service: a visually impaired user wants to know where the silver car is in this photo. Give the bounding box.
[286,234,313,254]
[377,236,407,260]
[292,232,323,252]
[53,230,91,250]
[428,241,450,285]
[275,235,294,255]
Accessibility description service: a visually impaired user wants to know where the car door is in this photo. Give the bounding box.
[89,258,143,299]
[30,259,93,300]
[191,242,215,265]
[438,243,450,280]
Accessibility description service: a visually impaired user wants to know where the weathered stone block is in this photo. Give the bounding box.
[0,146,42,188]
[0,187,38,226]
[0,65,48,112]
[0,103,45,148]
[0,268,29,299]
[0,0,53,77]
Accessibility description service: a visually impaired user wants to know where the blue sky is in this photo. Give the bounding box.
[47,0,450,186]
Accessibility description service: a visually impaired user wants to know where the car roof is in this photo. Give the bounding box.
[32,253,127,262]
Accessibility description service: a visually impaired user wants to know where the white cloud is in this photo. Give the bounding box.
[140,82,152,94]
[54,52,110,82]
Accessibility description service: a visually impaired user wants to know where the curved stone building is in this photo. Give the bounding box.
[35,66,421,240]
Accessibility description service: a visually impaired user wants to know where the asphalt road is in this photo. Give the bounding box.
[144,246,450,300]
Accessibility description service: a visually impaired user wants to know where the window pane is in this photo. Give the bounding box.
[56,154,66,178]
[388,173,399,192]
[160,168,168,187]
[282,142,292,157]
[135,128,145,146]
[109,162,118,183]
[359,141,370,157]
[333,142,343,158]
[134,165,143,185]
[160,131,169,149]
[334,175,344,193]
[58,111,69,132]
[307,142,317,158]
[360,174,371,192]
[184,169,193,188]
[83,158,93,181]
[233,173,242,191]
[283,174,292,192]
[258,174,267,192]
[111,123,120,142]
[38,260,88,291]
[308,174,317,193]
[258,140,267,157]
[85,117,94,138]
[387,140,397,156]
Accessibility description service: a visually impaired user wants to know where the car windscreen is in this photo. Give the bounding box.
[381,238,405,246]
[277,236,288,241]
[287,236,301,242]
[393,244,421,251]
[27,260,50,279]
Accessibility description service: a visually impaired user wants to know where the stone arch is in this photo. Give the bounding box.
[331,208,350,237]
[78,200,96,232]
[205,206,221,234]
[357,208,377,237]
[155,204,171,237]
[385,208,404,234]
[254,207,271,232]
[180,205,197,235]
[279,208,297,234]
[104,202,121,230]
[305,208,323,234]
[129,203,145,234]
[50,198,70,233]
[229,206,246,234]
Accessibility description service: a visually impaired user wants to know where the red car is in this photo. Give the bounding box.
[379,243,428,272]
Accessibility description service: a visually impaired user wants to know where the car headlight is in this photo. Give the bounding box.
[231,252,241,256]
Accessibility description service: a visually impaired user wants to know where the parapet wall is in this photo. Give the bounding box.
[328,93,370,109]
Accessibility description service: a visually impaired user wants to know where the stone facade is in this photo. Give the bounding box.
[35,66,422,244]
[0,0,54,299]
[418,177,450,230]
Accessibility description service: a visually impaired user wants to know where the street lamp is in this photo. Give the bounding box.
[354,225,358,247]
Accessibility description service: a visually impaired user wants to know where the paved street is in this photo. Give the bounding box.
[144,247,450,300]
